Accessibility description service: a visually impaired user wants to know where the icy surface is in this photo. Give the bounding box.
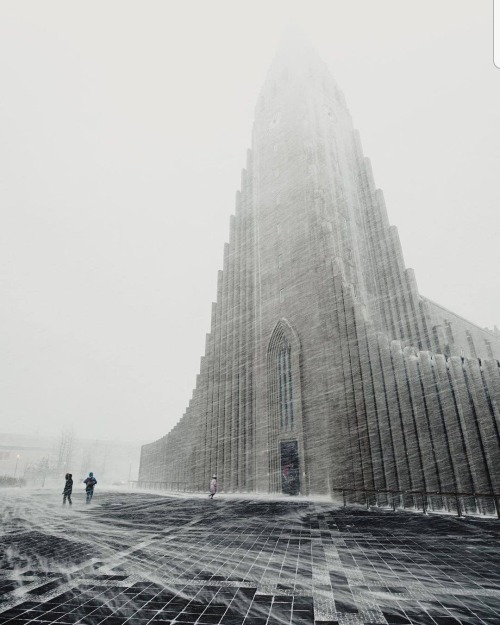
[1,489,500,624]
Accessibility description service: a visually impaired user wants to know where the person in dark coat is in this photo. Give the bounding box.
[83,472,97,504]
[62,473,73,505]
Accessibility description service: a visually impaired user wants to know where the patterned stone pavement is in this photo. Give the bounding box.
[1,490,500,625]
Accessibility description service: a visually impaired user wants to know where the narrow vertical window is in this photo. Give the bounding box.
[485,340,494,359]
[445,320,454,344]
[279,346,287,429]
[278,337,294,431]
[466,331,477,358]
[280,289,285,303]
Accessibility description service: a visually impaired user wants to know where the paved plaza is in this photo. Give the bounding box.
[1,490,500,625]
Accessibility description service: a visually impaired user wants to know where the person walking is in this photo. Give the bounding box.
[62,473,73,506]
[83,472,97,504]
[209,475,217,499]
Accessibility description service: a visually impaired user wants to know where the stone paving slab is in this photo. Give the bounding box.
[1,490,500,624]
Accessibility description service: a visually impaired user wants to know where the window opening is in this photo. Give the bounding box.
[277,337,294,431]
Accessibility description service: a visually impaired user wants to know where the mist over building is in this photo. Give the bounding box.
[139,34,500,503]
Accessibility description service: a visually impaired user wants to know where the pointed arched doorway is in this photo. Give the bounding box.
[266,319,306,495]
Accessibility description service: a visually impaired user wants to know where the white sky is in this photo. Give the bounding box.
[1,1,499,442]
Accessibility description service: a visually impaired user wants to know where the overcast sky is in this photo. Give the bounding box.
[1,1,498,443]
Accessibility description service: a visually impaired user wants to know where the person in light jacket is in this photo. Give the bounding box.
[209,475,217,499]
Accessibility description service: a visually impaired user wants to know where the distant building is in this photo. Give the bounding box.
[139,35,500,503]
[0,432,141,486]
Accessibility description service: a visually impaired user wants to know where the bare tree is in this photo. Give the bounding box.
[55,427,75,476]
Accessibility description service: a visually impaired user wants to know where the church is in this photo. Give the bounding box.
[139,35,500,508]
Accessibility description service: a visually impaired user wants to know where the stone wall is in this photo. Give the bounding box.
[424,297,500,360]
[138,36,500,505]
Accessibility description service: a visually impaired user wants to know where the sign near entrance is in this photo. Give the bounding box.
[280,440,300,495]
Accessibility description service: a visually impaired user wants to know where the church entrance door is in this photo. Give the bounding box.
[280,440,300,495]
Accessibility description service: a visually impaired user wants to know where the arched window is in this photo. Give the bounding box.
[278,336,294,431]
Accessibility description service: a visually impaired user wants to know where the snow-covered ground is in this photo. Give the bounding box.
[1,489,500,624]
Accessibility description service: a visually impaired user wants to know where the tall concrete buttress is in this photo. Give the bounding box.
[139,35,500,502]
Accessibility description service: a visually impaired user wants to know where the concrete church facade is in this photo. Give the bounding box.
[139,37,500,503]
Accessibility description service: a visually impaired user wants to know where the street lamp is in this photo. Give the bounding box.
[14,454,20,478]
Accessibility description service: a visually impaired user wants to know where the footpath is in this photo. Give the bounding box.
[1,490,500,625]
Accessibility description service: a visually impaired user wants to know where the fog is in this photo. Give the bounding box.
[1,0,498,445]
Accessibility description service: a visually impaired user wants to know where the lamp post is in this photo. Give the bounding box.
[14,454,20,478]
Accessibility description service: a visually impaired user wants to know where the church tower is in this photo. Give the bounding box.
[139,34,500,508]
